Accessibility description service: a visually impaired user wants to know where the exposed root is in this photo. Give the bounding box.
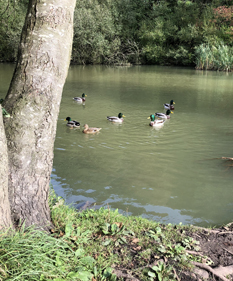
[192,261,230,281]
[186,250,206,258]
[173,268,181,281]
[223,247,233,256]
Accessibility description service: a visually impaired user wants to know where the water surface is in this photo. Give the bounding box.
[1,64,233,227]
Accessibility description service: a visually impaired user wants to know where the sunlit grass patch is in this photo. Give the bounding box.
[0,188,204,281]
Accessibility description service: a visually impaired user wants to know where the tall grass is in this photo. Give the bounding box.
[195,42,233,71]
[0,226,77,280]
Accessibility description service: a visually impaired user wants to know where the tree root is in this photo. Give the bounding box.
[192,261,231,281]
[186,250,207,258]
[223,247,233,256]
[173,268,180,281]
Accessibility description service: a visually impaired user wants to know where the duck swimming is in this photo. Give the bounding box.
[65,117,80,128]
[107,113,125,123]
[148,115,165,127]
[155,109,173,119]
[164,100,175,110]
[73,93,87,103]
[82,124,102,134]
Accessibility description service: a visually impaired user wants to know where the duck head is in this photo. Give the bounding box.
[166,110,173,115]
[118,113,125,118]
[82,93,87,101]
[65,117,71,121]
[147,114,155,121]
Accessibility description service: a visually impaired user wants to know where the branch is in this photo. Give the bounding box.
[0,1,10,18]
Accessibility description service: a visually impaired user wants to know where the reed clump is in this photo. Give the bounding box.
[195,42,233,71]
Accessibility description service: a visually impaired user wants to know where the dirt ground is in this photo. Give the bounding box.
[112,223,233,281]
[182,223,233,281]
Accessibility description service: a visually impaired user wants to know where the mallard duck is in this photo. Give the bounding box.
[65,117,80,128]
[164,100,175,110]
[148,115,165,127]
[107,113,125,123]
[73,93,87,103]
[155,109,173,119]
[82,124,102,134]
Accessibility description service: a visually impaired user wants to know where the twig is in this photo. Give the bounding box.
[186,250,205,258]
[173,268,180,281]
[192,261,229,281]
[221,157,233,161]
[191,225,220,234]
[217,231,233,235]
[223,247,233,256]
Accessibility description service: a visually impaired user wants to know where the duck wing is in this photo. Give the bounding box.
[107,116,119,121]
[89,127,102,133]
[73,97,82,101]
[155,112,166,119]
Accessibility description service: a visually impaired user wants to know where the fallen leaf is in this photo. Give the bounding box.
[132,238,139,243]
[133,246,141,251]
[114,222,123,228]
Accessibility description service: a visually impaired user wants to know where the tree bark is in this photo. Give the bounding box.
[0,106,12,230]
[3,0,76,230]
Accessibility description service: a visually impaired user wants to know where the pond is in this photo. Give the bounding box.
[1,64,233,227]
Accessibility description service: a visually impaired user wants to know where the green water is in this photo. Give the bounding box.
[1,64,233,226]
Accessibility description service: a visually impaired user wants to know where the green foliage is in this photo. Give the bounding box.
[72,0,120,64]
[148,261,174,281]
[0,0,28,62]
[1,1,232,69]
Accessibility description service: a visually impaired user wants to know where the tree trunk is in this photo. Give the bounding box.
[3,0,76,230]
[0,106,12,230]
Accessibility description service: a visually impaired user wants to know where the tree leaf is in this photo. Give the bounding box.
[67,271,93,281]
[120,237,127,244]
[148,271,156,277]
[102,239,112,246]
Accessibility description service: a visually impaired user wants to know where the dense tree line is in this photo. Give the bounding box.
[1,0,233,69]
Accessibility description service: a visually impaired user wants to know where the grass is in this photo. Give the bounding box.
[0,188,205,281]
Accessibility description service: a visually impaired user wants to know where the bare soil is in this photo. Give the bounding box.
[112,223,233,281]
[182,223,233,281]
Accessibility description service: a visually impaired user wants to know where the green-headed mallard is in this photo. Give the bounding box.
[107,113,125,123]
[147,114,165,127]
[65,117,80,128]
[82,124,102,134]
[73,93,87,103]
[164,100,175,110]
[155,109,173,119]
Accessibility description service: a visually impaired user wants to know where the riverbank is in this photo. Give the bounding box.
[0,189,233,281]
